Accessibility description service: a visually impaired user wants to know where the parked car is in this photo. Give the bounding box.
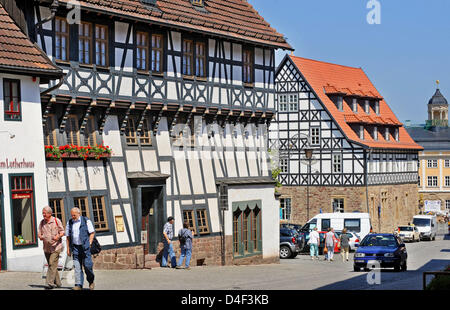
[353,233,407,272]
[301,212,371,242]
[413,215,437,241]
[280,223,303,234]
[280,228,304,259]
[335,231,360,251]
[397,225,420,242]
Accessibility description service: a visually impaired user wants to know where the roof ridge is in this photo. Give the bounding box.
[290,55,363,71]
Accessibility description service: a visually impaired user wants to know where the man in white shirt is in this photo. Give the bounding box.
[66,208,95,290]
[309,227,320,260]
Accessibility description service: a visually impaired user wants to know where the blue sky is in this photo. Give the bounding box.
[249,0,450,124]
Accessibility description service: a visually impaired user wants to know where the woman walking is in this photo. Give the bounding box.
[308,227,320,260]
[340,228,350,262]
[325,228,336,262]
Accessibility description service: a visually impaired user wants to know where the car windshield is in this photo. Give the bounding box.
[413,218,431,227]
[360,235,398,247]
[399,227,413,231]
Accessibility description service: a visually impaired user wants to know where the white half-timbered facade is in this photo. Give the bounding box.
[271,55,422,233]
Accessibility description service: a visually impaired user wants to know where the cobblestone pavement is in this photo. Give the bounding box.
[0,224,448,290]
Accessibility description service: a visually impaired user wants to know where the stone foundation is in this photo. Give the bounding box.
[279,183,419,233]
[92,245,144,270]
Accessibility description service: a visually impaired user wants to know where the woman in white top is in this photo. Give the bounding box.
[308,227,320,260]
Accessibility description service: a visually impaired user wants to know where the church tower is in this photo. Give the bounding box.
[428,80,448,127]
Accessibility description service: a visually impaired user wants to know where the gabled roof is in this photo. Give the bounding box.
[0,3,62,81]
[287,55,422,151]
[56,0,292,50]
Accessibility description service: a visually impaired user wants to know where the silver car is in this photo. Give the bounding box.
[335,231,360,251]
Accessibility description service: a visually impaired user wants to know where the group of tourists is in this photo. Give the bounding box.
[308,227,350,262]
[161,216,194,270]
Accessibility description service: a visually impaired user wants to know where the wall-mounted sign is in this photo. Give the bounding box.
[12,193,32,199]
[0,158,35,169]
[141,231,147,244]
[115,216,124,232]
[424,200,441,213]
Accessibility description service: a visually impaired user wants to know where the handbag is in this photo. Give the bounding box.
[90,237,101,255]
[323,246,328,254]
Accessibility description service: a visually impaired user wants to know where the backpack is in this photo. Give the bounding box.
[178,229,187,243]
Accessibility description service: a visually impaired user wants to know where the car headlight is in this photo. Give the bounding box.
[384,253,394,257]
[355,253,365,258]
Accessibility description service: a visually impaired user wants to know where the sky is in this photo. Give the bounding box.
[248,0,450,124]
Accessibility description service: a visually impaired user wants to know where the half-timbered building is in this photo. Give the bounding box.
[271,55,422,233]
[3,0,292,270]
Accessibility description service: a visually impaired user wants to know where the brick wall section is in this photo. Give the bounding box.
[279,183,419,233]
[93,236,279,270]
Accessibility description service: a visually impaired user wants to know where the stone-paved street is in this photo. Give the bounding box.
[0,224,448,290]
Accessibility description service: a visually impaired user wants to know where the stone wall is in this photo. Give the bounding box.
[92,245,144,270]
[279,183,419,233]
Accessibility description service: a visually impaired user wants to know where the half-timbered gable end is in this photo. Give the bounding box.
[273,55,423,233]
[6,0,293,269]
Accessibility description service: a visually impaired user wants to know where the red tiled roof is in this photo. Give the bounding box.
[289,55,422,150]
[57,0,292,50]
[0,4,62,78]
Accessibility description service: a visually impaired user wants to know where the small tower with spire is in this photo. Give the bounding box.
[427,80,448,127]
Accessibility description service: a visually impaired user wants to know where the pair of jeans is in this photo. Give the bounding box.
[309,243,319,258]
[72,245,94,287]
[326,244,334,260]
[178,248,192,268]
[44,250,62,287]
[161,241,176,267]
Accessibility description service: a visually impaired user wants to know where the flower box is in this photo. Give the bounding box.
[45,144,112,161]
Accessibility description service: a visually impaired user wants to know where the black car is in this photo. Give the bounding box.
[280,228,305,259]
[281,223,303,233]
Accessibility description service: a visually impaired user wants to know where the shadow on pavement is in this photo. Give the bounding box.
[315,259,450,290]
[28,284,73,290]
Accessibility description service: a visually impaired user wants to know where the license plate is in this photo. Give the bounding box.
[355,260,364,263]
[399,234,405,237]
[367,260,379,265]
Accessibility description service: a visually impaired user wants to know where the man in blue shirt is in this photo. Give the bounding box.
[161,216,176,268]
[66,208,96,290]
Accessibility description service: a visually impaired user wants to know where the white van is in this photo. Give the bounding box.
[301,213,371,241]
[413,215,437,241]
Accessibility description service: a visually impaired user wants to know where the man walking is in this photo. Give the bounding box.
[176,221,193,270]
[161,216,176,268]
[38,206,65,289]
[309,227,320,260]
[66,208,95,290]
[325,227,336,262]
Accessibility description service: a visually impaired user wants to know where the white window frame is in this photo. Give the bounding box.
[279,94,288,112]
[288,94,298,111]
[427,160,438,168]
[445,176,450,187]
[310,126,320,146]
[280,158,288,173]
[352,98,358,113]
[365,100,370,114]
[427,176,438,187]
[445,159,450,168]
[280,198,291,221]
[395,128,399,141]
[385,128,390,141]
[332,198,344,213]
[332,153,342,173]
[375,101,380,115]
[359,125,364,140]
[373,126,378,140]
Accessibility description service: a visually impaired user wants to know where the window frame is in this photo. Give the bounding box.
[66,114,81,146]
[3,79,21,122]
[55,16,70,62]
[288,93,298,111]
[232,200,262,258]
[279,94,288,112]
[125,115,138,146]
[91,196,109,232]
[242,46,254,85]
[78,21,93,65]
[49,198,66,227]
[427,176,438,188]
[310,126,320,146]
[136,31,149,71]
[84,115,97,147]
[280,198,291,221]
[44,114,58,146]
[182,39,195,77]
[94,24,109,67]
[195,41,207,78]
[151,33,164,74]
[427,160,438,168]
[332,198,345,213]
[332,153,342,173]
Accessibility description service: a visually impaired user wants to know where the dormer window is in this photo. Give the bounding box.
[395,128,399,141]
[385,127,390,141]
[375,101,380,115]
[192,0,204,7]
[359,125,364,140]
[373,126,378,140]
[352,98,358,113]
[364,100,370,114]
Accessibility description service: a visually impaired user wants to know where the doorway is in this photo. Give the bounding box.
[141,186,165,255]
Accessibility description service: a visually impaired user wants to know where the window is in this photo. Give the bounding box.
[233,209,241,255]
[310,127,320,146]
[280,198,291,221]
[182,39,194,76]
[182,210,197,235]
[395,128,399,141]
[385,128,390,141]
[445,160,450,168]
[251,208,259,251]
[427,160,438,168]
[418,176,420,187]
[136,31,149,71]
[427,176,438,187]
[195,41,206,77]
[375,101,380,115]
[280,158,288,173]
[3,79,21,121]
[151,34,163,73]
[192,0,204,6]
[373,126,378,141]
[322,219,331,231]
[125,116,138,145]
[84,116,97,147]
[288,94,298,111]
[10,175,36,247]
[66,115,81,146]
[445,176,450,187]
[364,100,370,114]
[55,17,69,61]
[333,154,342,173]
[332,198,344,213]
[49,198,66,226]
[73,197,89,217]
[91,196,108,232]
[139,117,152,146]
[243,48,253,84]
[233,202,261,257]
[336,96,343,111]
[79,22,92,64]
[352,98,358,113]
[279,94,288,112]
[446,200,450,214]
[95,24,108,66]
[44,114,58,146]
[359,125,364,140]
[344,219,361,233]
[196,209,210,235]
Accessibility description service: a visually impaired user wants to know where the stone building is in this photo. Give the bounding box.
[406,84,450,217]
[271,55,423,233]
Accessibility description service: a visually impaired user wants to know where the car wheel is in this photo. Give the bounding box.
[353,265,360,272]
[394,263,401,272]
[280,245,292,259]
[432,235,436,241]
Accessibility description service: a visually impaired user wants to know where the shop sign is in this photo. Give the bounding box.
[12,193,32,199]
[0,158,35,169]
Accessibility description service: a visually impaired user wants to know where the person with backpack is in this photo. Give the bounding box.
[176,221,193,270]
[65,207,96,290]
[38,206,65,289]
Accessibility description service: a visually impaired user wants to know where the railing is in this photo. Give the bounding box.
[368,172,418,185]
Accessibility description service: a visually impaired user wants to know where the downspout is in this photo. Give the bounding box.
[365,148,372,229]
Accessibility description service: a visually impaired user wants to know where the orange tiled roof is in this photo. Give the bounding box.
[0,4,62,77]
[57,0,292,50]
[289,55,422,150]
